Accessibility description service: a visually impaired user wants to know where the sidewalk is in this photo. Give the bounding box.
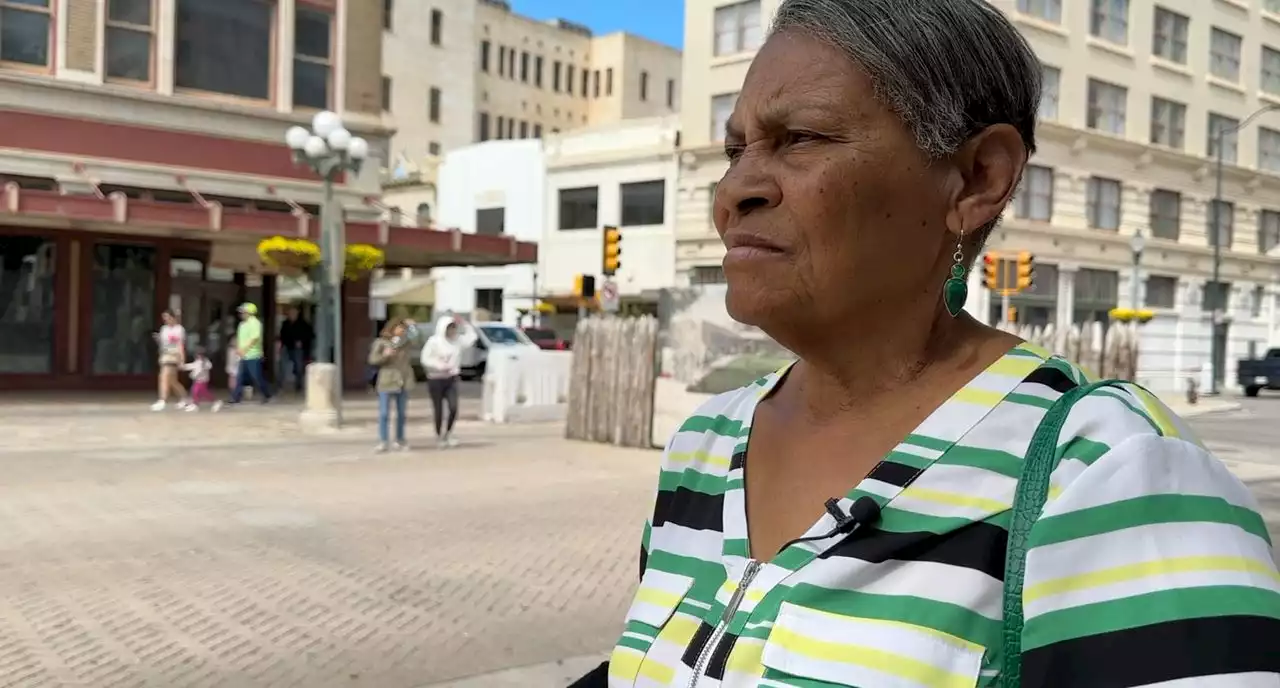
[424,654,606,687]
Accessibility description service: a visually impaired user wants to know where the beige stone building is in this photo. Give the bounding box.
[674,0,1280,394]
[381,0,682,220]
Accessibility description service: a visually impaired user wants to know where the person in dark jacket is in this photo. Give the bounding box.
[278,305,314,393]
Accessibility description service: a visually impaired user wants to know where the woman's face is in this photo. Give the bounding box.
[393,324,406,337]
[162,312,175,326]
[445,324,458,340]
[714,31,954,335]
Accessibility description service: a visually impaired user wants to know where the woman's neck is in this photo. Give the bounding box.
[779,312,1013,422]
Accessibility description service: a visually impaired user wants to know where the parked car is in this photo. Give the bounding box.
[522,326,570,351]
[460,322,541,380]
[1237,348,1280,397]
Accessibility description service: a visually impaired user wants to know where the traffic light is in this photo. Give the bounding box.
[574,274,596,299]
[1008,306,1018,323]
[602,226,622,276]
[982,253,999,290]
[1016,251,1035,291]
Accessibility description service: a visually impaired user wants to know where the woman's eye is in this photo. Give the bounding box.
[785,131,822,146]
[724,144,746,162]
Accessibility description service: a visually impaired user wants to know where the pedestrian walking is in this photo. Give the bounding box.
[225,302,272,406]
[277,305,314,393]
[181,347,215,411]
[420,316,474,448]
[369,318,417,452]
[151,310,189,411]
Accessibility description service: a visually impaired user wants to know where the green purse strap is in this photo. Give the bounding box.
[1000,378,1142,686]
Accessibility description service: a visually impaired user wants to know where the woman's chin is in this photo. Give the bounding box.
[724,284,779,328]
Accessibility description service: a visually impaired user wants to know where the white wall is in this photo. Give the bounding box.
[432,140,545,323]
[541,116,679,297]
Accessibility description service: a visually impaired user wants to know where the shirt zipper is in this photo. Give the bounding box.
[688,559,761,688]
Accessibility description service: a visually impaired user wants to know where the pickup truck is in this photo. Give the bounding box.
[1237,348,1280,397]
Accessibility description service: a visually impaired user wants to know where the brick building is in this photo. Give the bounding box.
[0,0,535,391]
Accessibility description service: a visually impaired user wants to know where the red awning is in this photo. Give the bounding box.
[0,186,536,268]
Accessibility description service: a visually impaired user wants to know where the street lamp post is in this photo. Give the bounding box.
[1210,104,1280,394]
[1130,228,1145,309]
[285,112,369,427]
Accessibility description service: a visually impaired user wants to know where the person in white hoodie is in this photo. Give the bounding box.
[419,315,475,447]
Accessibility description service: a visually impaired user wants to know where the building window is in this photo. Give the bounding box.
[381,75,391,111]
[1149,97,1185,150]
[1145,275,1177,309]
[566,65,575,94]
[1253,285,1266,318]
[494,115,504,139]
[1210,28,1242,82]
[105,0,155,82]
[533,123,542,138]
[1265,47,1280,95]
[606,67,613,95]
[1039,65,1059,121]
[1089,0,1128,45]
[620,180,665,226]
[535,55,543,87]
[1016,0,1061,22]
[640,70,649,101]
[711,92,737,141]
[175,0,273,100]
[1208,113,1240,164]
[475,288,503,318]
[1086,79,1127,136]
[430,8,442,46]
[581,69,588,97]
[1203,281,1231,312]
[1013,165,1054,221]
[553,60,561,91]
[428,142,440,156]
[714,0,761,56]
[383,0,392,30]
[1149,189,1181,240]
[520,51,528,82]
[1086,177,1122,231]
[416,202,432,226]
[1261,209,1280,254]
[1261,128,1280,173]
[558,187,599,230]
[666,78,676,108]
[480,40,490,72]
[92,244,157,375]
[0,0,52,67]
[292,7,332,109]
[497,46,506,77]
[476,207,505,236]
[429,87,441,123]
[478,112,490,141]
[505,118,514,138]
[519,120,527,138]
[506,49,514,78]
[1152,7,1188,64]
[690,266,727,285]
[593,70,600,97]
[0,236,55,374]
[1208,199,1234,249]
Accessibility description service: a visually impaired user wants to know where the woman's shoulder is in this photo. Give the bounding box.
[660,367,788,466]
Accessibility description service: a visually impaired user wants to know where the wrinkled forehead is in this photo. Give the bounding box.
[730,30,883,135]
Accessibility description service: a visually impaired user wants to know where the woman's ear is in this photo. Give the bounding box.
[947,124,1026,240]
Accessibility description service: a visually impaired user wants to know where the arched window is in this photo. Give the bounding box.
[416,202,432,226]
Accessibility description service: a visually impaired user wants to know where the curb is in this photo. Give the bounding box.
[421,654,607,687]
[1174,401,1242,419]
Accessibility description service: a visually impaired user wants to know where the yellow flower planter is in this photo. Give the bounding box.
[344,244,385,281]
[257,237,384,281]
[1109,307,1155,323]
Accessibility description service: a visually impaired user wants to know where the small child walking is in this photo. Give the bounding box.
[218,346,241,412]
[181,347,216,411]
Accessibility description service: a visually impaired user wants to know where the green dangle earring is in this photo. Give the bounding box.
[943,232,968,317]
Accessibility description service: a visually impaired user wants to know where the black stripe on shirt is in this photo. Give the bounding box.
[680,621,715,669]
[1023,366,1078,394]
[865,460,921,487]
[706,632,738,679]
[729,451,746,472]
[821,520,1008,581]
[1023,614,1280,687]
[652,487,724,532]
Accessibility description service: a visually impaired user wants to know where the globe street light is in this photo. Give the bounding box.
[285,110,368,425]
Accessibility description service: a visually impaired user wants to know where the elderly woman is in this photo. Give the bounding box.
[579,1,1280,687]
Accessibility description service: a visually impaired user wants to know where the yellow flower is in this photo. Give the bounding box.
[343,244,385,280]
[257,236,321,273]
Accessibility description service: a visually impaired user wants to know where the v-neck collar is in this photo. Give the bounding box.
[726,342,1051,566]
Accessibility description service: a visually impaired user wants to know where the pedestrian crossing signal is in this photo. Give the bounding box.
[574,274,596,299]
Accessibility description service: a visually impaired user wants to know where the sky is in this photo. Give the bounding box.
[510,0,685,49]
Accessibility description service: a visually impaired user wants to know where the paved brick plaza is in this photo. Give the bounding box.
[0,399,652,687]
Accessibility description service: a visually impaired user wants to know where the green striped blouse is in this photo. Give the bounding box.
[608,343,1280,687]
